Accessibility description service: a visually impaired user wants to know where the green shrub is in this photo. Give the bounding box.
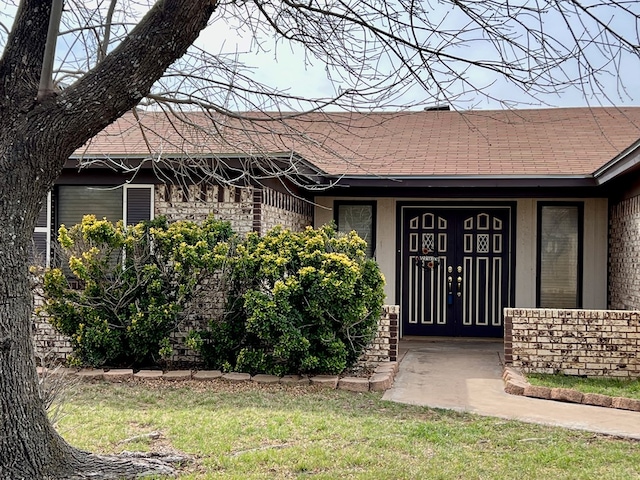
[192,224,385,375]
[40,214,232,367]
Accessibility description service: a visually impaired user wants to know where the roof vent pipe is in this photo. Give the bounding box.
[424,104,450,111]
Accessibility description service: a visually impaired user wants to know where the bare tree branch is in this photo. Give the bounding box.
[37,0,63,100]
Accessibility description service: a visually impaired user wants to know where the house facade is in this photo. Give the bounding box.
[34,107,640,347]
[311,108,640,340]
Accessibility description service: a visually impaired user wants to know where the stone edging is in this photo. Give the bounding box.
[503,366,640,412]
[37,362,399,393]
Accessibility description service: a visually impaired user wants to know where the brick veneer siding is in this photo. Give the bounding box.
[609,195,640,310]
[504,308,640,377]
[155,184,255,235]
[255,187,313,235]
[34,183,313,364]
[32,291,72,365]
[155,184,312,237]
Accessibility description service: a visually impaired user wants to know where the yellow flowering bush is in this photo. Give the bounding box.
[192,224,385,375]
[40,214,233,367]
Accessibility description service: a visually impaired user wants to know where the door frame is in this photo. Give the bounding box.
[396,201,517,337]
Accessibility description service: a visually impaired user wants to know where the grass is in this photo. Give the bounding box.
[526,374,640,400]
[54,381,640,479]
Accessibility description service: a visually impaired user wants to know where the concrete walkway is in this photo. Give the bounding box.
[382,337,640,440]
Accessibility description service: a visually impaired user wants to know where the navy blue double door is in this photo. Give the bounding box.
[400,205,514,337]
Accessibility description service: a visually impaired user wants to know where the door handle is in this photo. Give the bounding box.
[457,266,463,297]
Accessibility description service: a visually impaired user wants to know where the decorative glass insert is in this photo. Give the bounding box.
[477,234,489,253]
[336,202,376,257]
[464,234,473,253]
[493,234,503,253]
[422,233,435,252]
[409,233,419,252]
[438,233,447,253]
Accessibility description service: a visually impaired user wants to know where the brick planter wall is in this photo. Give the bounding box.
[33,301,400,370]
[356,305,399,368]
[504,308,640,377]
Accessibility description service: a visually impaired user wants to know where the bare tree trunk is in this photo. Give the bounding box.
[0,137,174,480]
[0,142,78,476]
[0,1,218,476]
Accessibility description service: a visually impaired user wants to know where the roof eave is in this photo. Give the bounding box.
[320,174,598,189]
[592,138,640,185]
[66,151,329,186]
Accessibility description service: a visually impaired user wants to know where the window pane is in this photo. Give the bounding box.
[58,186,123,228]
[539,206,579,308]
[29,232,48,266]
[56,186,124,272]
[126,187,152,225]
[36,201,48,228]
[337,204,374,257]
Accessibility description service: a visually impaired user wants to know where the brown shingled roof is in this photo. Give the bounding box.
[75,107,640,178]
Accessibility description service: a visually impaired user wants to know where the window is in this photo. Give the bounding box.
[56,185,153,229]
[30,193,51,266]
[334,201,376,258]
[32,185,153,267]
[57,186,124,229]
[536,203,583,308]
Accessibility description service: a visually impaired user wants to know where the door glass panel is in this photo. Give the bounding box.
[538,205,580,308]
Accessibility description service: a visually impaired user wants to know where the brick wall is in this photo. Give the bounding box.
[32,291,72,365]
[155,184,312,237]
[609,194,640,310]
[33,297,399,371]
[254,187,313,235]
[504,308,640,377]
[356,305,399,368]
[155,184,255,235]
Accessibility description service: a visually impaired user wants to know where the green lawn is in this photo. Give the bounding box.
[526,374,640,400]
[56,381,640,479]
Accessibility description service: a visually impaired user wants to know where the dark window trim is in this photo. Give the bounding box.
[334,200,377,258]
[536,201,584,308]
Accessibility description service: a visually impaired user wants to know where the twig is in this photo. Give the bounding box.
[118,431,163,444]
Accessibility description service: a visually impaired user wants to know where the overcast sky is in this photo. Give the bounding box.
[2,2,638,111]
[192,3,640,111]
